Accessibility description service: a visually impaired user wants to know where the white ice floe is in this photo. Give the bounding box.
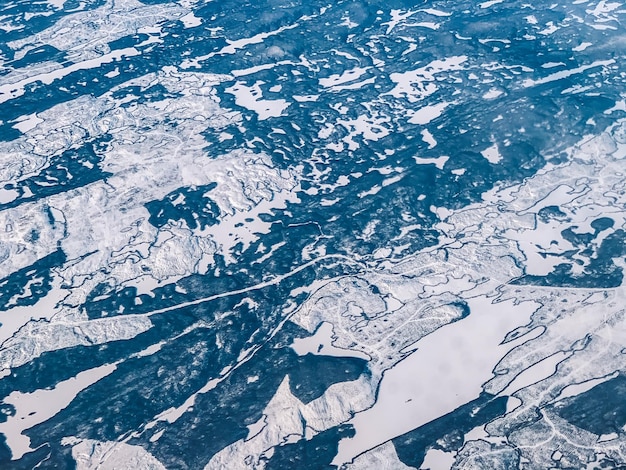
[225,81,291,120]
[332,296,540,466]
[522,59,616,88]
[386,56,466,103]
[408,102,451,125]
[70,439,166,470]
[481,143,502,164]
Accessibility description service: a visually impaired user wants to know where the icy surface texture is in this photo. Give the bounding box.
[0,0,626,468]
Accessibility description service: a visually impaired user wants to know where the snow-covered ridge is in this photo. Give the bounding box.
[0,67,300,375]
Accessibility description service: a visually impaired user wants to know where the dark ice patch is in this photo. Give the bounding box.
[8,45,67,70]
[264,424,356,470]
[553,374,626,436]
[83,223,346,320]
[0,249,66,312]
[512,229,626,288]
[289,353,368,404]
[140,323,367,469]
[591,217,614,233]
[0,137,112,211]
[537,205,569,224]
[145,183,220,230]
[23,306,263,464]
[0,434,11,463]
[18,291,367,469]
[392,392,508,469]
[0,443,63,469]
[110,83,182,106]
[0,308,199,401]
